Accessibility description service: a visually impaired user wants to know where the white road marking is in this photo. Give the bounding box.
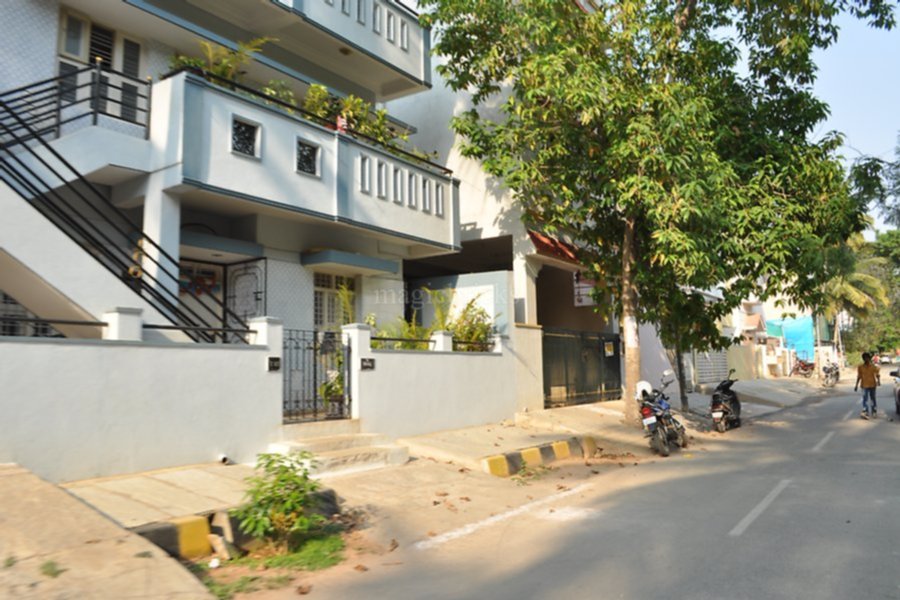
[535,506,602,522]
[842,409,855,421]
[729,479,792,537]
[811,431,836,453]
[413,482,593,550]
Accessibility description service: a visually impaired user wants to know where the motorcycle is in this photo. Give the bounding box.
[637,370,689,457]
[710,368,741,432]
[790,357,815,378]
[821,361,840,388]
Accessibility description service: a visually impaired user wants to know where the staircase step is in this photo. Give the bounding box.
[279,419,360,440]
[312,444,408,478]
[267,440,408,478]
[269,433,389,455]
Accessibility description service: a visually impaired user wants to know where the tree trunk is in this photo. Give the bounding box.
[622,215,641,427]
[675,337,689,411]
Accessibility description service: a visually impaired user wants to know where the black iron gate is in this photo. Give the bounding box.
[282,329,351,423]
[542,328,621,408]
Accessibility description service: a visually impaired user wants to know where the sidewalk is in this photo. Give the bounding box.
[0,464,211,599]
[32,377,830,574]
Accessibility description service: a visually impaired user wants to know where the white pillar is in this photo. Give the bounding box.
[430,330,453,352]
[513,256,542,325]
[141,172,181,305]
[102,307,143,341]
[342,324,373,421]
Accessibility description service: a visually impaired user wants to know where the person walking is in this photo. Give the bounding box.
[854,352,881,419]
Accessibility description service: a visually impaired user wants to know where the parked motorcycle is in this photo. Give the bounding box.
[637,370,688,457]
[790,358,815,378]
[821,361,840,388]
[710,368,741,432]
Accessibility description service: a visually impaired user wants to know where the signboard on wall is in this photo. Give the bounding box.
[573,272,596,307]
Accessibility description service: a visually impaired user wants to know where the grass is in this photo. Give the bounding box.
[4,556,16,568]
[232,534,345,571]
[189,533,345,600]
[39,560,66,578]
[511,464,554,486]
[203,575,293,600]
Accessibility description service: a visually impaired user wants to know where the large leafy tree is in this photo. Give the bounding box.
[420,0,895,424]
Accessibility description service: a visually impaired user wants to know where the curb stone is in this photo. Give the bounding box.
[481,436,596,477]
[131,488,341,559]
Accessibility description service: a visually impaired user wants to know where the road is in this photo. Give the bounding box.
[285,382,900,600]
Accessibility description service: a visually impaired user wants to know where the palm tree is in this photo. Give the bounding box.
[821,235,890,322]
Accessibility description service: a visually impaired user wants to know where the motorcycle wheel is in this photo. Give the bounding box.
[655,427,670,457]
[716,420,727,433]
[802,369,812,378]
[677,426,689,448]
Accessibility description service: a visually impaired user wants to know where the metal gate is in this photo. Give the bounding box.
[542,328,621,408]
[282,329,351,422]
[226,259,266,321]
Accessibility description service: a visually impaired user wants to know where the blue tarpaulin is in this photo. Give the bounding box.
[768,316,815,361]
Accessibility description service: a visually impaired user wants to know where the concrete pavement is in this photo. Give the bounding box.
[0,464,211,599]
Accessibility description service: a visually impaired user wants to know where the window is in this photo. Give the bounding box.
[120,38,141,121]
[376,160,387,198]
[393,167,404,204]
[357,0,366,24]
[61,13,88,60]
[296,138,320,176]
[435,183,445,217]
[360,155,371,193]
[59,62,80,103]
[373,3,382,33]
[407,172,418,208]
[231,117,260,158]
[421,178,432,212]
[89,24,114,68]
[341,0,350,15]
[386,12,395,42]
[400,21,409,50]
[314,273,356,330]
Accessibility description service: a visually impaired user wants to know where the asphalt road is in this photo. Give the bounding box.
[297,383,900,600]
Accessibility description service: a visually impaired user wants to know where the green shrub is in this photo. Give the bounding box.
[232,452,325,551]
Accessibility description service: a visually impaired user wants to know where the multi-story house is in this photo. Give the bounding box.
[1,0,527,482]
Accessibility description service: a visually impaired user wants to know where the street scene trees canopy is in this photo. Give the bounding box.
[419,0,896,423]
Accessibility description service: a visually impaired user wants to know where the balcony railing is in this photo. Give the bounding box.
[170,68,458,249]
[0,60,150,146]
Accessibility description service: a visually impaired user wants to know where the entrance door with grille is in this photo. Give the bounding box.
[282,329,351,422]
[543,328,622,407]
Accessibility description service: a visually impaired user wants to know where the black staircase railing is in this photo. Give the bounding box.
[0,61,151,142]
[0,80,251,343]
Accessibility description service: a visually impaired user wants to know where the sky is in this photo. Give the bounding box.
[811,11,900,237]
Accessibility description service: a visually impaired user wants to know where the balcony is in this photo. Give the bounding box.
[164,71,458,252]
[121,0,430,101]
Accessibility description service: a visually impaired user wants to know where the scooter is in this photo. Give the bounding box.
[821,361,840,388]
[710,368,741,432]
[638,370,688,457]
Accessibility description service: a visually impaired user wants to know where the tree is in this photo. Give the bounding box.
[421,0,895,425]
[820,234,889,322]
[851,135,900,226]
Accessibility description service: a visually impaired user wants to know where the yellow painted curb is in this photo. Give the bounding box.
[483,455,510,477]
[171,515,211,559]
[521,447,543,467]
[551,441,571,460]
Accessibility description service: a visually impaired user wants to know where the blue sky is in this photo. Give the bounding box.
[812,12,900,235]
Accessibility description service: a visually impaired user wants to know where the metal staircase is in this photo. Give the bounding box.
[0,69,250,343]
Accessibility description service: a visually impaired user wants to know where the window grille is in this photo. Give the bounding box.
[232,118,259,157]
[296,139,320,176]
